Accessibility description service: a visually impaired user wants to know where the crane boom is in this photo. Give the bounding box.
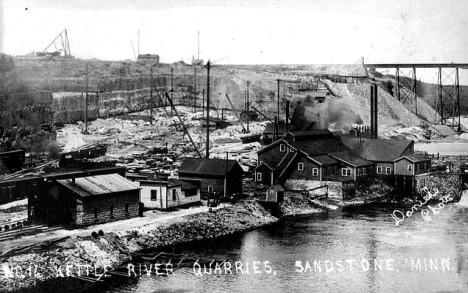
[164,92,203,158]
[224,94,247,132]
[40,29,72,57]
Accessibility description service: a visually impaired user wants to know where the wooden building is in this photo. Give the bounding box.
[329,152,374,181]
[28,172,140,227]
[199,117,226,129]
[394,154,432,176]
[138,54,160,64]
[240,110,259,122]
[340,136,414,177]
[0,150,25,173]
[1,167,126,205]
[178,158,243,199]
[140,178,201,210]
[265,184,284,203]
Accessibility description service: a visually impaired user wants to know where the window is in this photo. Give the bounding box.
[125,203,129,213]
[357,168,361,176]
[256,173,262,181]
[363,168,367,175]
[312,168,318,176]
[151,190,157,201]
[347,169,351,176]
[342,168,347,176]
[408,164,412,171]
[110,205,114,216]
[386,167,392,174]
[279,144,286,152]
[416,163,420,171]
[186,188,198,197]
[172,189,177,201]
[270,190,274,195]
[377,166,382,174]
[208,185,214,192]
[298,163,304,171]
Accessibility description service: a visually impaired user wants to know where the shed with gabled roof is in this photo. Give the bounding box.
[178,158,243,198]
[28,173,140,227]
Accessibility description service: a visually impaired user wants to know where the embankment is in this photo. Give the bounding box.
[1,200,278,292]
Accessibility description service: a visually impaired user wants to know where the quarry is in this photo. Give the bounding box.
[0,55,468,292]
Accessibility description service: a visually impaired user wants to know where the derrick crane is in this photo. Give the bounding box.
[38,29,72,58]
[224,93,247,133]
[164,92,203,158]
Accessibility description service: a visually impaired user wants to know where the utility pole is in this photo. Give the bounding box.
[171,67,174,117]
[197,31,200,60]
[225,151,228,198]
[205,60,211,158]
[150,67,153,125]
[202,89,205,114]
[194,67,197,113]
[246,81,250,133]
[277,79,280,123]
[83,62,89,134]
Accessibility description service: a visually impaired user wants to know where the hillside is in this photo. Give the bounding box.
[2,56,451,136]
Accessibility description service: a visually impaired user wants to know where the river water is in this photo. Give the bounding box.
[36,190,468,293]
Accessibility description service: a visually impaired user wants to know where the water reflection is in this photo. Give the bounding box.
[15,191,468,293]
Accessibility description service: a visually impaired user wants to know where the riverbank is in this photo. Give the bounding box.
[1,200,278,292]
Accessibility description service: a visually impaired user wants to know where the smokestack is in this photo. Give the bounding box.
[370,84,378,139]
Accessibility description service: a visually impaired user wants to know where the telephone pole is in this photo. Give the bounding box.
[246,81,250,133]
[150,67,153,125]
[205,61,211,158]
[83,62,89,134]
[171,67,174,117]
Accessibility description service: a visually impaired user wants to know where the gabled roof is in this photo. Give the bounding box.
[330,151,372,167]
[257,139,290,154]
[57,173,140,198]
[178,158,241,177]
[168,179,201,190]
[255,161,276,171]
[394,153,431,163]
[289,137,350,155]
[240,110,258,116]
[267,184,284,192]
[310,154,339,165]
[284,129,334,140]
[340,136,413,162]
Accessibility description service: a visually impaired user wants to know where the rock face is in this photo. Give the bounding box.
[51,88,191,124]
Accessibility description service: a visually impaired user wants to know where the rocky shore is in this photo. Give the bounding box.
[1,200,278,292]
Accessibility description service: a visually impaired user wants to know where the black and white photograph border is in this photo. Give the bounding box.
[1,0,468,292]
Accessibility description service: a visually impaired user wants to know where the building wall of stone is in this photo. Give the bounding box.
[75,191,139,227]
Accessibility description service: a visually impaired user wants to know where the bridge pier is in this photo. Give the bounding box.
[436,67,460,130]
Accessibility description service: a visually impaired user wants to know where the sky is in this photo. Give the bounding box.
[1,0,468,83]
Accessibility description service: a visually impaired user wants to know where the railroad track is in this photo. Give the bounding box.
[0,223,63,242]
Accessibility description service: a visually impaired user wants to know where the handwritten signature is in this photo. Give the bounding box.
[391,187,454,226]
